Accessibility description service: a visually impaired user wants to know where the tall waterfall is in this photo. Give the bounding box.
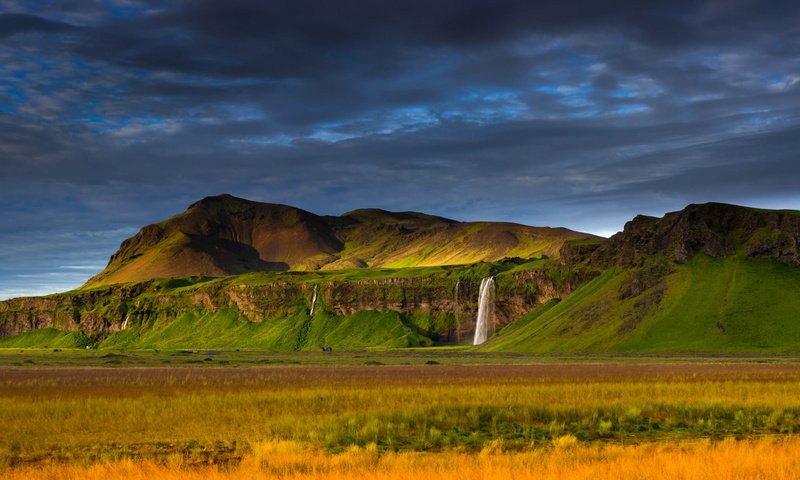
[121,312,130,330]
[309,284,318,316]
[454,279,461,343]
[472,276,496,345]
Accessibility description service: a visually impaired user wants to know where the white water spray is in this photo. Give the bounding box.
[309,284,318,316]
[472,276,496,345]
[121,312,130,330]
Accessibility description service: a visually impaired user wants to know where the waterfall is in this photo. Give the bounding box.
[454,279,461,343]
[472,276,496,345]
[309,284,318,316]
[121,312,130,331]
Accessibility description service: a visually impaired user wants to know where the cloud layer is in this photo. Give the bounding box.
[1,0,799,298]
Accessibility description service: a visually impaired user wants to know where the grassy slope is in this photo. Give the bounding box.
[95,221,575,285]
[376,223,581,268]
[487,255,800,353]
[0,328,90,348]
[230,264,464,285]
[100,309,432,351]
[96,231,233,285]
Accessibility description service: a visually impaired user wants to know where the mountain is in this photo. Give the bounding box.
[2,201,799,354]
[86,194,595,287]
[486,203,800,353]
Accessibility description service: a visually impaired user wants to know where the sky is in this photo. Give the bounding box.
[1,0,799,299]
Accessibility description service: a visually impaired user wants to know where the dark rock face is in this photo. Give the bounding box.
[745,229,799,264]
[617,260,672,300]
[583,203,800,267]
[559,241,602,265]
[0,297,62,336]
[0,282,155,337]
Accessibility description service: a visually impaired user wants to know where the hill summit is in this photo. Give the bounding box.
[87,194,596,287]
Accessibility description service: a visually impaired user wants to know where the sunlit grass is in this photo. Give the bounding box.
[5,437,800,479]
[2,364,800,469]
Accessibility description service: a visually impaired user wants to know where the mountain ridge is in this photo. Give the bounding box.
[560,202,800,268]
[86,194,596,287]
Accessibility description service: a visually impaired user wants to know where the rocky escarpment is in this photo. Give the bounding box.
[0,268,586,345]
[561,203,800,267]
[0,282,155,338]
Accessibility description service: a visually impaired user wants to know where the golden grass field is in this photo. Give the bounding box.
[3,362,800,478]
[7,438,800,480]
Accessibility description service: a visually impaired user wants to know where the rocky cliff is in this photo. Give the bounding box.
[560,203,800,267]
[0,265,584,347]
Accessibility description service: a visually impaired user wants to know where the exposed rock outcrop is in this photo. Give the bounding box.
[579,203,800,267]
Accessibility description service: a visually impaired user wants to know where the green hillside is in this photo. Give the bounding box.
[0,328,92,349]
[486,254,800,353]
[99,309,433,351]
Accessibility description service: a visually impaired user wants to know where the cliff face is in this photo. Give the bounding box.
[0,268,580,345]
[0,297,64,337]
[561,203,800,267]
[0,282,153,338]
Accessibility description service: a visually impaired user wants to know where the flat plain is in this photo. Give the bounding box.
[3,352,800,478]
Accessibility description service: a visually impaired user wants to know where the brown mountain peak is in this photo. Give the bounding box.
[85,196,597,287]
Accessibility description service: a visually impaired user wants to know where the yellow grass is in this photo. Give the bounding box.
[3,364,800,474]
[5,437,800,479]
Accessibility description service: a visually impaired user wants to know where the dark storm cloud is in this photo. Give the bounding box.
[1,0,799,298]
[0,13,75,38]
